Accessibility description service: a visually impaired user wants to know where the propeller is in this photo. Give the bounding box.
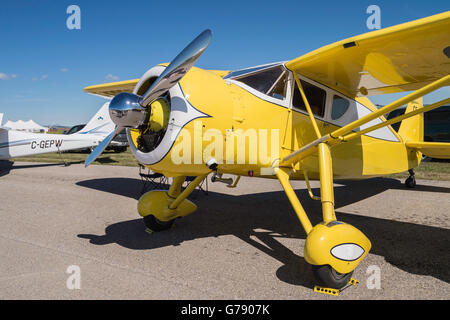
[84,29,212,167]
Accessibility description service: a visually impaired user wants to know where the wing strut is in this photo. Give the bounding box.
[343,97,450,142]
[329,75,450,140]
[280,74,450,167]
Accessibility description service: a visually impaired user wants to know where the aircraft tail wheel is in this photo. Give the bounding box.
[143,215,174,232]
[312,265,353,289]
[405,169,416,188]
[405,176,416,188]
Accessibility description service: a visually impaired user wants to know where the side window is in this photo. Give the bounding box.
[426,110,450,123]
[292,78,326,117]
[233,66,287,100]
[331,95,350,120]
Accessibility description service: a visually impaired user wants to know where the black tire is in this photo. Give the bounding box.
[143,215,174,232]
[405,176,416,188]
[312,265,353,289]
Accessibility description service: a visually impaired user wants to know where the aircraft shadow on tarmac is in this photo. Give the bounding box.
[77,177,450,288]
[0,160,83,176]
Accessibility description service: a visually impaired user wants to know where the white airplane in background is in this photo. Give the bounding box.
[0,103,115,160]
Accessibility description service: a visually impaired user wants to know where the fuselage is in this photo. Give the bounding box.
[0,129,104,160]
[0,102,115,160]
[127,63,421,180]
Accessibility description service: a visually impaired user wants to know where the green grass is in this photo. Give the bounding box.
[388,159,450,181]
[11,150,450,180]
[47,129,66,134]
[12,148,140,167]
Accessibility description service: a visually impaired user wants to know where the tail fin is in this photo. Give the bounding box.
[398,98,424,142]
[77,102,115,136]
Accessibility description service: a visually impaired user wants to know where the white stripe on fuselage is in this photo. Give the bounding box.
[0,130,105,159]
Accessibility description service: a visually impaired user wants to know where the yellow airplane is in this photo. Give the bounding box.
[84,11,450,289]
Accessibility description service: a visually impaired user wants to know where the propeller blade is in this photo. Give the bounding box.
[84,126,123,167]
[139,29,212,107]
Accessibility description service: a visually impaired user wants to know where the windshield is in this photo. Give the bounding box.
[231,65,288,100]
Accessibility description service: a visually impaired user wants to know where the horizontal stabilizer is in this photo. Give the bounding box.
[406,141,450,159]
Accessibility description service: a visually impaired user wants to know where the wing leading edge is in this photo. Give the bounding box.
[84,79,139,99]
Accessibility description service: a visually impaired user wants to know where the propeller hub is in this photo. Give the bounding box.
[109,92,148,128]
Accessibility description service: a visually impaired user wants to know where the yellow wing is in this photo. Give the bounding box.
[83,69,230,99]
[285,11,450,97]
[84,79,139,98]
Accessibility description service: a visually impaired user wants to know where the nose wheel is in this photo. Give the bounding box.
[143,215,175,232]
[405,169,416,188]
[312,265,354,289]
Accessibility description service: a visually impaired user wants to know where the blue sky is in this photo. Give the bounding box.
[0,0,448,126]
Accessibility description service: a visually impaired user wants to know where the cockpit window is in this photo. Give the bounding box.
[66,124,86,135]
[232,65,288,100]
[223,63,281,79]
[267,71,288,100]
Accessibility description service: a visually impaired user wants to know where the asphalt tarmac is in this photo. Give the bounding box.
[0,160,449,300]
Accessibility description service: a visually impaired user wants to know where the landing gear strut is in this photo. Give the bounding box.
[274,143,371,290]
[405,169,416,188]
